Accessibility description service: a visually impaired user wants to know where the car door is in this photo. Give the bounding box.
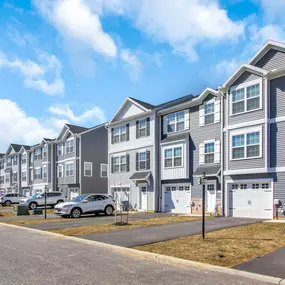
[81,195,97,213]
[11,194,17,203]
[94,195,106,211]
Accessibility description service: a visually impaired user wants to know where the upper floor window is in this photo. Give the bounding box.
[34,168,42,180]
[204,102,214,125]
[57,164,63,178]
[29,169,33,182]
[22,171,27,182]
[199,97,220,126]
[43,165,47,179]
[231,130,261,160]
[6,157,12,167]
[164,146,182,168]
[204,142,215,164]
[112,125,129,144]
[5,173,9,183]
[100,163,108,178]
[65,139,74,154]
[231,81,261,116]
[0,160,4,169]
[21,154,27,165]
[13,156,17,166]
[57,143,64,156]
[65,162,74,177]
[111,155,129,173]
[0,176,4,184]
[13,173,17,182]
[167,111,185,133]
[199,140,220,165]
[35,148,42,160]
[43,145,47,158]
[84,162,92,177]
[136,150,150,171]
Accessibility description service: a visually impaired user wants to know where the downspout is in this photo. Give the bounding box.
[105,125,111,196]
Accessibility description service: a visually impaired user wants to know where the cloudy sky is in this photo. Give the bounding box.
[0,0,284,152]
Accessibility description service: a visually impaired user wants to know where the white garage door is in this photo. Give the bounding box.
[164,185,191,214]
[229,182,273,219]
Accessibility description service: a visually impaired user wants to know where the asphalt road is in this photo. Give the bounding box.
[0,224,273,285]
[81,217,263,247]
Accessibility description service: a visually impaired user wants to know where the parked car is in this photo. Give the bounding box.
[0,193,26,206]
[19,192,67,210]
[54,193,115,218]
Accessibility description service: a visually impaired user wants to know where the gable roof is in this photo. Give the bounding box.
[249,40,285,66]
[66,124,89,134]
[129,97,155,110]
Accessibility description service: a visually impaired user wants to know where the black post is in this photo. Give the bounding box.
[44,189,47,219]
[202,172,206,239]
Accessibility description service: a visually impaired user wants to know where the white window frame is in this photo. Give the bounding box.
[138,119,147,138]
[22,171,27,182]
[34,167,42,180]
[164,145,183,169]
[230,126,263,161]
[57,143,64,156]
[5,173,10,183]
[65,138,74,154]
[84,162,92,177]
[138,151,147,170]
[230,78,262,116]
[65,162,74,177]
[204,141,215,164]
[113,155,127,173]
[34,148,42,160]
[43,165,47,179]
[204,100,215,125]
[57,164,63,178]
[21,153,27,165]
[100,163,108,178]
[43,145,47,158]
[166,111,185,133]
[113,125,127,144]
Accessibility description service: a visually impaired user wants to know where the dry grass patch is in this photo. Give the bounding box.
[135,223,285,268]
[50,216,206,236]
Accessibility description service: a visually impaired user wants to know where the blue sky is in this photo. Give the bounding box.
[0,0,285,152]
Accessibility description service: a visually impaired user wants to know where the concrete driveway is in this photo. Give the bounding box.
[0,224,274,285]
[80,217,263,247]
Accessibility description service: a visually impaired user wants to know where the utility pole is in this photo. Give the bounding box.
[44,185,47,219]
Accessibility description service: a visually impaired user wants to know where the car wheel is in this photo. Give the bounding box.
[70,208,81,218]
[5,200,12,207]
[104,205,114,216]
[29,202,37,210]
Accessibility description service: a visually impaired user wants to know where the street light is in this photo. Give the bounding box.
[199,172,207,239]
[44,185,47,219]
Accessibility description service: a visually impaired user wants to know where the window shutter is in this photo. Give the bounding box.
[111,128,114,144]
[126,154,130,172]
[146,117,150,136]
[214,98,221,123]
[184,109,190,130]
[199,105,205,126]
[163,116,168,134]
[111,157,114,173]
[136,121,139,139]
[126,124,130,141]
[199,143,205,165]
[146,150,150,170]
[136,152,139,171]
[214,140,220,164]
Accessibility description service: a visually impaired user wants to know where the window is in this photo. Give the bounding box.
[166,111,185,133]
[43,165,47,179]
[0,160,4,170]
[179,186,184,191]
[29,153,33,163]
[112,155,127,173]
[113,125,126,143]
[164,146,182,168]
[29,169,33,182]
[84,162,92,177]
[0,176,4,183]
[21,154,27,164]
[34,168,42,180]
[5,174,9,183]
[65,162,74,177]
[138,119,146,138]
[6,157,12,167]
[13,156,17,166]
[262,183,270,189]
[185,186,190,191]
[231,82,261,115]
[65,139,74,154]
[35,148,42,160]
[231,130,261,160]
[171,186,176,191]
[43,145,47,158]
[100,164,108,178]
[204,102,214,125]
[252,184,259,189]
[22,171,27,182]
[13,173,17,182]
[57,143,64,156]
[207,184,215,191]
[165,186,171,192]
[240,184,247,190]
[57,165,63,178]
[204,142,215,164]
[138,152,146,170]
[232,184,238,190]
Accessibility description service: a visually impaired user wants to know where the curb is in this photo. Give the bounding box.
[1,222,284,284]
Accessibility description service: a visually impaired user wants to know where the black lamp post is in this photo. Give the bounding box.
[201,172,206,239]
[44,185,47,219]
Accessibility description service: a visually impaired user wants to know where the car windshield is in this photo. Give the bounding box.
[71,194,89,203]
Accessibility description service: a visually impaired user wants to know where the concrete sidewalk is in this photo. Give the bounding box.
[80,217,263,247]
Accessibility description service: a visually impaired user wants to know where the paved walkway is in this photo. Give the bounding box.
[0,224,274,285]
[235,246,285,279]
[80,217,263,247]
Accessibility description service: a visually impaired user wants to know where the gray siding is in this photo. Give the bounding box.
[232,72,260,87]
[228,74,265,125]
[192,177,221,199]
[270,76,285,118]
[270,121,285,168]
[255,50,285,71]
[81,126,108,194]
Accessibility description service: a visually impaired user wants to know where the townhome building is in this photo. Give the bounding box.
[0,153,6,193]
[220,40,285,219]
[55,123,108,200]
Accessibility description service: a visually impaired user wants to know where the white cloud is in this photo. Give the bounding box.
[90,0,245,61]
[33,0,117,58]
[120,49,143,80]
[260,0,285,24]
[0,50,64,96]
[48,104,106,124]
[216,57,241,77]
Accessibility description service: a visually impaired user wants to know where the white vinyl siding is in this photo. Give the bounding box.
[84,162,92,177]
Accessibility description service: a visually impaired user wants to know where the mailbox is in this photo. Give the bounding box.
[274,199,281,206]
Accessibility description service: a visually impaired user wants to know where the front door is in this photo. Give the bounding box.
[206,184,216,212]
[139,185,147,211]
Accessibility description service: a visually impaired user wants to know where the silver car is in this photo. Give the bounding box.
[0,193,26,206]
[20,192,67,210]
[54,193,115,218]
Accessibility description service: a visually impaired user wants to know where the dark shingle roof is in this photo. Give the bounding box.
[66,124,89,134]
[10,144,26,153]
[129,171,151,180]
[129,97,156,110]
[43,138,55,142]
[22,145,31,150]
[161,133,189,144]
[194,165,221,177]
[0,153,5,158]
[156,95,194,109]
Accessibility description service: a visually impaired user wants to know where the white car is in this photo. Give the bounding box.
[54,193,115,218]
[20,192,67,210]
[0,193,26,206]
